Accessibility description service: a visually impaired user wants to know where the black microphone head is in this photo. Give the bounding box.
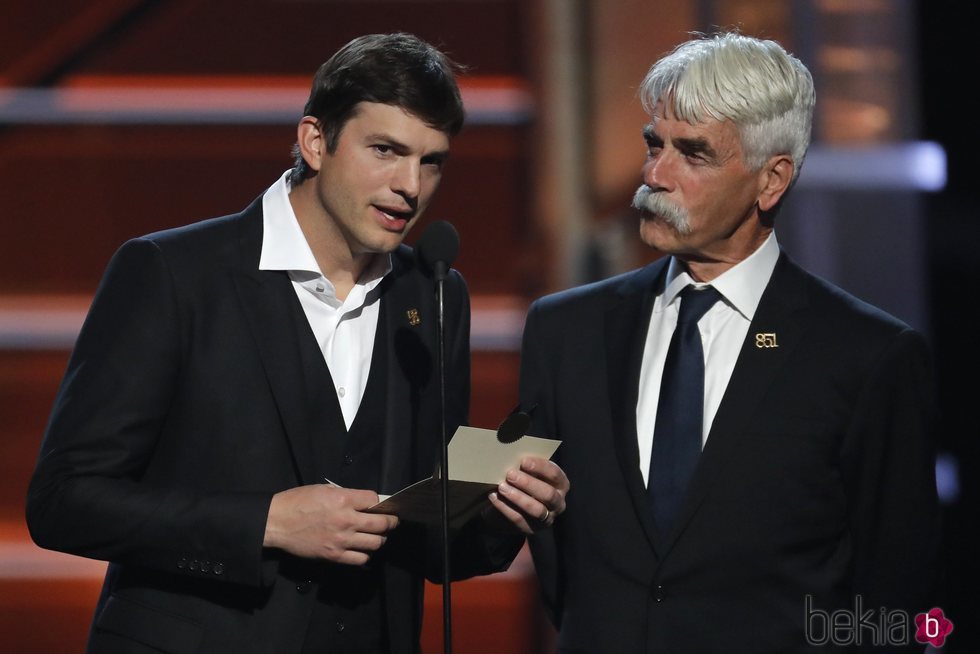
[496,411,530,444]
[415,220,459,278]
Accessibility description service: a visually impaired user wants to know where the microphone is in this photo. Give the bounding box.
[415,219,460,654]
[416,220,460,281]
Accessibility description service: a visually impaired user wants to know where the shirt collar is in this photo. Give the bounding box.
[258,170,392,291]
[661,231,780,321]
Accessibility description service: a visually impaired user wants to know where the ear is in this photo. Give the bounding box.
[296,116,324,172]
[757,155,794,212]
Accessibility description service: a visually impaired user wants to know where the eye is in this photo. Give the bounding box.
[680,148,710,165]
[372,144,393,156]
[421,155,446,171]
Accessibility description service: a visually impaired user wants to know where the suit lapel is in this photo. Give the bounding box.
[659,254,810,557]
[231,199,318,485]
[605,261,668,554]
[378,248,432,495]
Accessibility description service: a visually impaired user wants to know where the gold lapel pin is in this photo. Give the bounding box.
[755,333,778,348]
[406,308,421,326]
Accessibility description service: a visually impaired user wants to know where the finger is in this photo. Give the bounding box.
[335,550,372,566]
[504,468,565,514]
[488,491,532,535]
[354,512,399,534]
[520,457,571,493]
[346,531,389,553]
[497,479,551,525]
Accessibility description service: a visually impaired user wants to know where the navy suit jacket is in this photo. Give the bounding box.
[26,195,522,654]
[520,253,940,653]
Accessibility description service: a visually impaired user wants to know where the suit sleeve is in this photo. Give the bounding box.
[841,327,942,646]
[425,269,524,582]
[25,238,272,588]
[519,301,563,627]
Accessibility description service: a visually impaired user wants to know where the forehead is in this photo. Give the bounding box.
[344,102,450,149]
[649,100,741,149]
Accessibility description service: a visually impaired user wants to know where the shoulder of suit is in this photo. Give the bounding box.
[786,258,915,337]
[529,263,662,314]
[144,195,261,249]
[110,194,263,274]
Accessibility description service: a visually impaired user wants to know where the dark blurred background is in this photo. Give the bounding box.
[1,1,974,652]
[919,2,979,651]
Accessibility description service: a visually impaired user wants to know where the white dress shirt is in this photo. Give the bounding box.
[258,170,391,430]
[637,233,780,486]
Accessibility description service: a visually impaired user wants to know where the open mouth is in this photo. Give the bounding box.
[374,205,415,229]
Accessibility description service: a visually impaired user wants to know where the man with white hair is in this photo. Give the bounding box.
[518,32,941,652]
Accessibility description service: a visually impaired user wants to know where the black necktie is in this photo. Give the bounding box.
[648,284,722,534]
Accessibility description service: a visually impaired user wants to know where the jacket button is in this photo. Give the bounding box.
[336,620,345,632]
[177,556,188,569]
[201,561,211,573]
[654,584,666,602]
[212,562,225,576]
[343,454,354,465]
[296,580,313,594]
[189,560,200,572]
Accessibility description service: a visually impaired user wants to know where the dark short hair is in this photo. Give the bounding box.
[288,33,466,186]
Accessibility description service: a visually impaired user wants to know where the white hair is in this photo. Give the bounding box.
[639,32,816,183]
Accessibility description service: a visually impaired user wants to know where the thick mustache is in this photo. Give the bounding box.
[632,185,690,233]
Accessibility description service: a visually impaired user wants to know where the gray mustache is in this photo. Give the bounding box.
[632,185,691,234]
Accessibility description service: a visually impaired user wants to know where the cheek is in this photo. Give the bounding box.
[684,177,737,221]
[418,176,442,205]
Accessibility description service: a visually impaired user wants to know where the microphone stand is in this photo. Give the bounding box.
[416,220,459,654]
[433,260,453,654]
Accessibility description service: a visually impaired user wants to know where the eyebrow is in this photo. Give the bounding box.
[675,136,717,160]
[366,132,449,163]
[366,132,410,153]
[642,124,661,146]
[643,124,718,161]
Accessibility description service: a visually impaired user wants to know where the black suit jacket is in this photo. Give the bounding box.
[520,253,940,653]
[26,195,521,654]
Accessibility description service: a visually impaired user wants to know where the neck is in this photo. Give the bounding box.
[681,224,772,282]
[288,182,374,301]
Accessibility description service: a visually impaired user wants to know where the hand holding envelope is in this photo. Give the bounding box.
[364,425,561,529]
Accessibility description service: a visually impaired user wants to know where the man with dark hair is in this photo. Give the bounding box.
[26,32,568,654]
[288,33,466,187]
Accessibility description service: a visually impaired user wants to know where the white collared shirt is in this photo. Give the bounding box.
[637,232,780,486]
[259,170,392,430]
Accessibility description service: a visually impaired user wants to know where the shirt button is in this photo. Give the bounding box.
[653,584,666,602]
[296,580,313,594]
[338,386,346,398]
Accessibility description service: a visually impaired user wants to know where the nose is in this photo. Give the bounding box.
[391,158,421,199]
[642,150,675,193]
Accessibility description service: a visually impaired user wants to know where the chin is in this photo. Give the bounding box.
[642,215,690,249]
[383,232,411,252]
[639,218,667,249]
